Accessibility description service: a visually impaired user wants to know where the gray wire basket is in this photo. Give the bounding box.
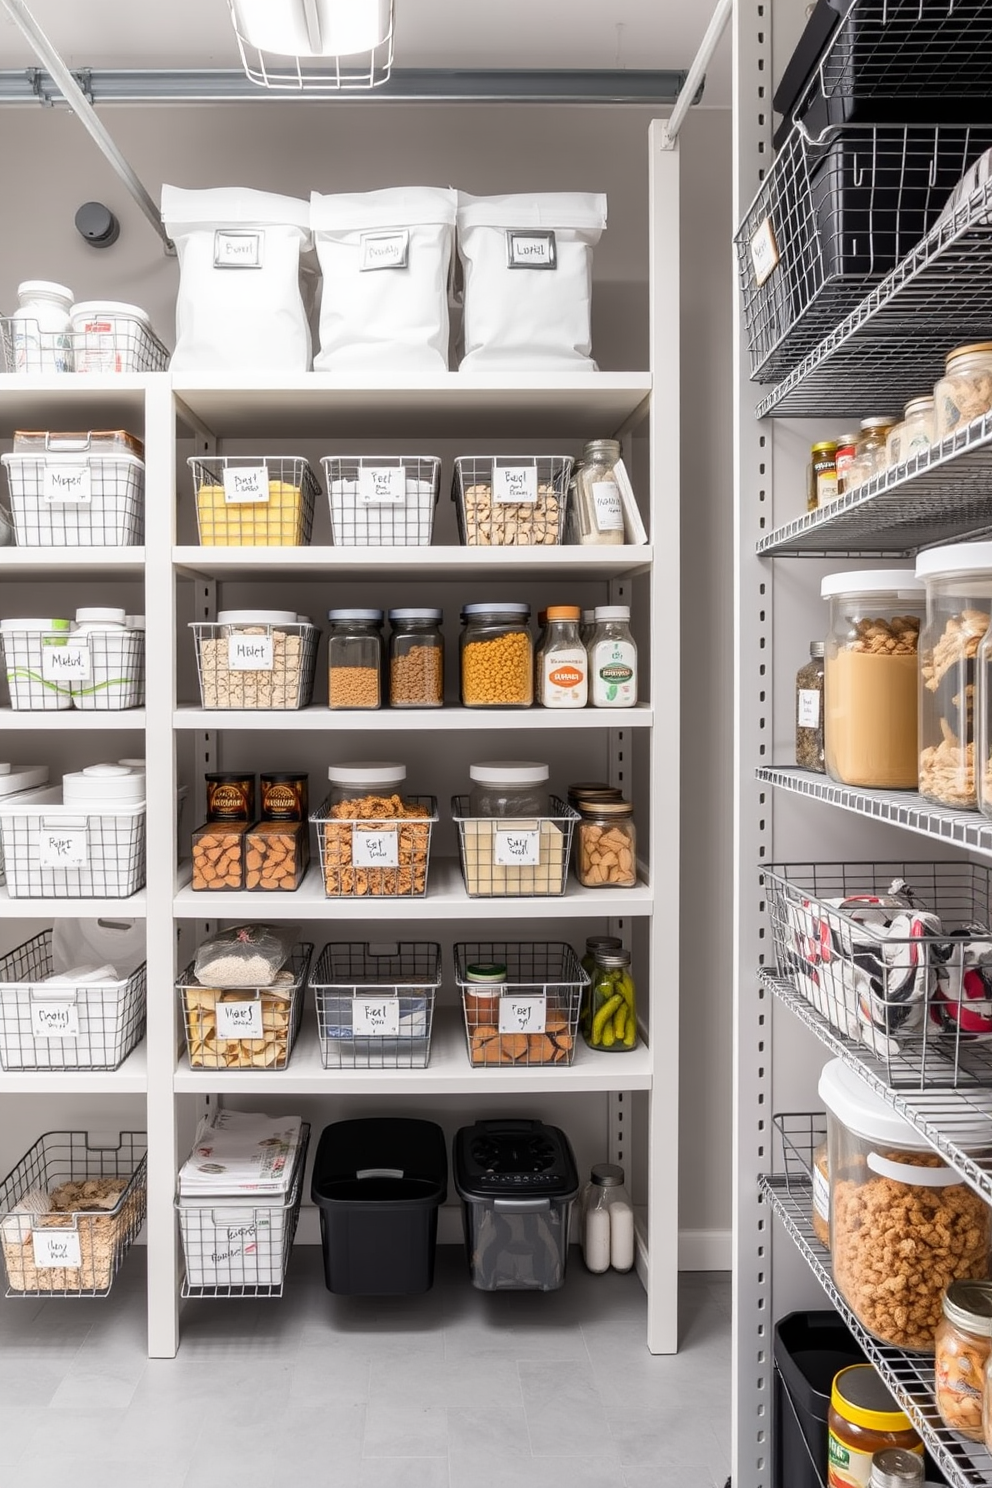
[188,455,318,547]
[190,620,320,710]
[322,455,441,547]
[452,795,579,897]
[453,455,572,547]
[454,941,586,1068]
[177,944,312,1072]
[310,941,441,1068]
[311,796,438,898]
[0,314,168,375]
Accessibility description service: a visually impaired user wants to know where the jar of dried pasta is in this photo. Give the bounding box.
[388,608,443,708]
[327,608,384,710]
[934,342,992,441]
[936,1280,992,1442]
[916,543,992,809]
[460,602,533,708]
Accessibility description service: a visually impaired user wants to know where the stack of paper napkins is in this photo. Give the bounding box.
[178,1109,303,1198]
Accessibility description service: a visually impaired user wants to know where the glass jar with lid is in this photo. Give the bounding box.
[327,608,384,710]
[917,542,992,809]
[580,936,623,1039]
[583,948,637,1052]
[828,1366,923,1488]
[935,1280,992,1442]
[835,433,859,495]
[573,439,626,545]
[822,570,924,789]
[575,797,636,888]
[468,762,549,817]
[934,342,992,441]
[463,961,506,1032]
[326,761,408,810]
[887,396,935,470]
[846,416,897,490]
[580,1163,635,1274]
[796,641,825,773]
[537,605,588,708]
[460,602,533,707]
[11,280,73,373]
[809,441,838,509]
[589,606,637,708]
[388,608,443,709]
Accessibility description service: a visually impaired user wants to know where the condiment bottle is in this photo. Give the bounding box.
[589,606,637,708]
[795,641,825,773]
[574,439,626,545]
[581,1163,635,1274]
[810,441,838,509]
[847,416,897,490]
[868,1450,924,1487]
[537,605,587,708]
[828,1365,923,1488]
[936,1279,992,1442]
[11,280,73,372]
[835,433,859,495]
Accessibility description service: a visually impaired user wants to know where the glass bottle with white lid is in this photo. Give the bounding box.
[11,281,73,373]
[916,543,992,811]
[589,607,637,708]
[468,762,549,818]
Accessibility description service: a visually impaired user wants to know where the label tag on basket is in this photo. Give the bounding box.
[41,640,91,682]
[33,1229,82,1268]
[215,1001,263,1039]
[493,466,538,504]
[506,230,557,269]
[592,481,624,531]
[495,829,541,866]
[214,229,263,268]
[499,995,547,1034]
[31,1003,80,1038]
[227,636,274,671]
[360,229,410,271]
[353,997,401,1037]
[750,216,780,287]
[352,828,399,867]
[222,466,269,504]
[359,466,406,505]
[39,826,88,869]
[44,465,91,504]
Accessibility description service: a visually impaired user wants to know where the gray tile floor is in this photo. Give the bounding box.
[0,1249,731,1488]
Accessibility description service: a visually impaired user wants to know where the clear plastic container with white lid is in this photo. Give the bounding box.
[62,763,146,806]
[468,762,549,817]
[819,1058,991,1351]
[217,610,297,627]
[916,542,992,810]
[126,616,145,631]
[0,618,72,711]
[9,281,73,373]
[74,607,127,632]
[327,762,407,808]
[70,301,155,374]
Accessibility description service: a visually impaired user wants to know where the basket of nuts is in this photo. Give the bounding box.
[453,455,572,546]
[454,942,586,1068]
[177,943,313,1071]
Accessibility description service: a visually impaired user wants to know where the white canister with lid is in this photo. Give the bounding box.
[70,300,151,374]
[468,762,549,817]
[62,763,146,807]
[70,607,142,711]
[326,761,407,809]
[1,617,73,710]
[11,281,73,373]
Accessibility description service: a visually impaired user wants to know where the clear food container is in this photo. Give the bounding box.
[846,416,896,491]
[575,797,636,889]
[322,455,441,547]
[886,396,935,470]
[190,611,320,710]
[459,603,533,707]
[69,300,167,374]
[468,762,549,818]
[819,1058,991,1352]
[327,609,384,710]
[453,455,571,547]
[934,342,992,441]
[572,440,626,545]
[388,609,443,708]
[821,570,924,789]
[917,543,992,809]
[187,455,318,547]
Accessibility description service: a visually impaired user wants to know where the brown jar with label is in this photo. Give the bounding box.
[828,1366,922,1488]
[260,772,308,822]
[205,772,255,822]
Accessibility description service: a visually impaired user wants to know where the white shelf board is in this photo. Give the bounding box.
[0,1040,147,1094]
[0,547,145,577]
[173,1010,651,1096]
[173,859,653,919]
[173,371,652,440]
[0,373,152,433]
[0,886,147,918]
[174,704,652,731]
[173,544,653,581]
[0,708,146,730]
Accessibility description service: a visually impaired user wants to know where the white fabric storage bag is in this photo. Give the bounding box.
[162,186,313,373]
[311,187,456,371]
[456,192,607,371]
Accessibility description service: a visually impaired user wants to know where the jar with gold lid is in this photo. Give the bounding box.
[935,342,992,441]
[828,1365,922,1488]
[936,1279,992,1442]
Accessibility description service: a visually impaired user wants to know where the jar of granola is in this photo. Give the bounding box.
[934,342,992,441]
[936,1280,992,1442]
[916,543,992,809]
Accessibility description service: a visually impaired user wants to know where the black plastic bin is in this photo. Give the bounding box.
[774,1311,866,1488]
[311,1117,447,1296]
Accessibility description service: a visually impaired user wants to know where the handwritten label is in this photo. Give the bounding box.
[798,689,821,728]
[227,636,274,671]
[360,229,410,271]
[353,998,401,1037]
[33,1229,82,1269]
[359,466,406,505]
[216,1001,263,1039]
[493,465,538,504]
[498,995,547,1034]
[31,1003,79,1038]
[352,828,399,868]
[39,826,88,869]
[592,481,625,532]
[222,466,270,505]
[44,465,91,504]
[506,230,558,269]
[750,216,780,287]
[214,229,263,268]
[42,641,90,682]
[495,829,541,866]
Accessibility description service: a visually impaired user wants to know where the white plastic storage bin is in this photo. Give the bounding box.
[1,446,145,546]
[309,942,441,1069]
[0,929,146,1071]
[0,786,146,899]
[0,765,49,888]
[322,456,441,547]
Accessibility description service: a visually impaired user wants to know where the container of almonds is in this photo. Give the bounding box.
[311,763,437,898]
[177,943,313,1070]
[453,455,571,546]
[574,796,637,888]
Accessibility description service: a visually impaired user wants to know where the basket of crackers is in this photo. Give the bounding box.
[177,932,312,1072]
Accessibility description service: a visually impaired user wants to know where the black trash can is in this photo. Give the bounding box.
[311,1117,447,1296]
[453,1119,579,1291]
[774,1311,866,1488]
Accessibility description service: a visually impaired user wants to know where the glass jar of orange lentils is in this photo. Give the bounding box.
[459,602,533,707]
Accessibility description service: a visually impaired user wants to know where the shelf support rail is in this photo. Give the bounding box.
[660,0,733,148]
[0,0,175,254]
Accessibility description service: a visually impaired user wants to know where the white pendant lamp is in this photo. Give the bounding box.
[229,0,394,90]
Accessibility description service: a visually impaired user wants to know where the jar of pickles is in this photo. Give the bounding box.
[582,947,637,1052]
[327,608,384,710]
[460,602,533,708]
[936,1280,992,1442]
[934,342,992,441]
[916,543,992,809]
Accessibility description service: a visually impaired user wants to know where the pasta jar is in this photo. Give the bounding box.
[822,571,924,789]
[934,342,992,441]
[935,1280,992,1442]
[327,761,407,810]
[460,602,533,707]
[537,605,588,708]
[589,606,637,708]
[917,542,992,809]
[828,1365,923,1488]
[573,439,626,545]
[583,948,637,1052]
[575,798,636,888]
[580,1164,635,1274]
[388,608,444,708]
[327,608,384,710]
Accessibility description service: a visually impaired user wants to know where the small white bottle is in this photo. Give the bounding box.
[539,605,588,708]
[11,281,74,373]
[590,606,637,708]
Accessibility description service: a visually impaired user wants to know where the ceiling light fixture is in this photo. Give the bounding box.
[228,0,394,91]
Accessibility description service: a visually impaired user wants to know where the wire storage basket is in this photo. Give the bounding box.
[453,456,572,546]
[311,795,438,899]
[0,1131,147,1297]
[0,315,168,375]
[454,942,587,1068]
[452,796,579,897]
[735,124,992,382]
[309,942,441,1069]
[190,619,320,709]
[177,944,312,1071]
[69,631,145,710]
[0,931,146,1072]
[188,455,318,547]
[1,445,145,546]
[764,860,992,1088]
[229,0,394,92]
[178,1124,310,1298]
[0,788,146,899]
[322,456,441,546]
[3,629,146,712]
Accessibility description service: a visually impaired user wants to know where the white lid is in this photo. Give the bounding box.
[916,542,992,580]
[0,617,70,633]
[0,763,49,797]
[594,606,631,621]
[126,616,146,630]
[70,301,150,323]
[327,609,383,622]
[216,610,297,625]
[18,280,73,301]
[818,1058,991,1153]
[469,762,550,786]
[820,570,924,599]
[327,762,406,785]
[62,763,145,804]
[388,608,443,622]
[117,758,146,770]
[75,607,127,626]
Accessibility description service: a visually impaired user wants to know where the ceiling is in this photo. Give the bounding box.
[0,1,732,103]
